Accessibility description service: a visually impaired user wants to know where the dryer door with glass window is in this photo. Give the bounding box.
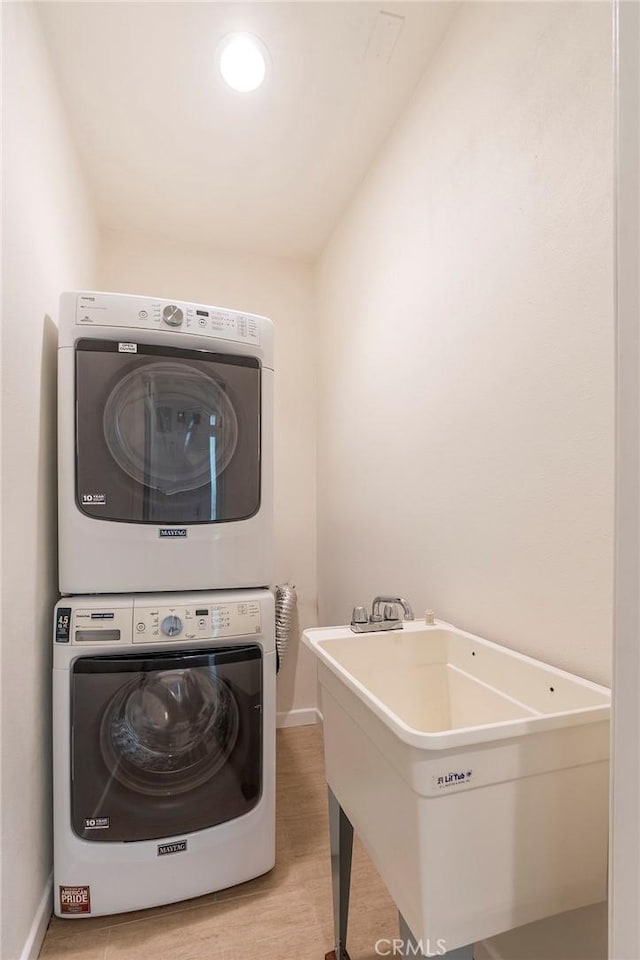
[70,645,263,842]
[75,339,260,524]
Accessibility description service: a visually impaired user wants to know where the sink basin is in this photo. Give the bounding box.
[305,620,609,748]
[303,618,610,951]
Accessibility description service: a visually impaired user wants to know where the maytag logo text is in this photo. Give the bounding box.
[157,840,187,857]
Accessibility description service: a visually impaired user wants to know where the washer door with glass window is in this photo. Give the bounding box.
[75,339,261,524]
[71,646,263,842]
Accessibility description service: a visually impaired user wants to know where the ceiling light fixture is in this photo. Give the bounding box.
[218,33,268,93]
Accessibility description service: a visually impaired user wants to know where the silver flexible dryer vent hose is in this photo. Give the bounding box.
[275,583,297,674]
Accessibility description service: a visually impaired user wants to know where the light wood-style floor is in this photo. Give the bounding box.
[39,724,399,960]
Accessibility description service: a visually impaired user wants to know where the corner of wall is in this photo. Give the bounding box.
[1,4,99,958]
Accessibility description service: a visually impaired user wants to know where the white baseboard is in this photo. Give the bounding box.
[276,707,320,728]
[20,873,52,960]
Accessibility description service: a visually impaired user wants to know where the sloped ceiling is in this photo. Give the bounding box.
[39,2,457,260]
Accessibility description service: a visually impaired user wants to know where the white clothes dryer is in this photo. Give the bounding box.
[53,589,276,918]
[58,291,273,594]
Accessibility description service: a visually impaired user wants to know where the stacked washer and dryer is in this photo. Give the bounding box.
[53,291,276,918]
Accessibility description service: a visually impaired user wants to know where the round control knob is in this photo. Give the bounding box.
[161,614,183,637]
[162,304,184,327]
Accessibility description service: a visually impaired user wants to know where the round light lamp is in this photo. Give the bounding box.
[218,33,268,93]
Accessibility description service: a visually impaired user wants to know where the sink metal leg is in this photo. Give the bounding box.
[398,913,420,957]
[441,944,474,960]
[328,787,354,960]
[398,913,474,959]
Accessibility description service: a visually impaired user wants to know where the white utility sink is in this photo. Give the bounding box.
[303,618,610,953]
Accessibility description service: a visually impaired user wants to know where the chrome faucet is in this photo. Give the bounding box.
[351,596,415,633]
[371,596,414,622]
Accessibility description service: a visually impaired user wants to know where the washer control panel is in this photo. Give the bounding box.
[75,293,261,346]
[56,600,263,645]
[133,601,262,643]
[59,607,134,645]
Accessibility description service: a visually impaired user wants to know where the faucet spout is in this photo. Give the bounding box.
[371,596,414,621]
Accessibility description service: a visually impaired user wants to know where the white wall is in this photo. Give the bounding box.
[610,2,640,957]
[97,230,318,720]
[316,1,614,685]
[0,4,98,958]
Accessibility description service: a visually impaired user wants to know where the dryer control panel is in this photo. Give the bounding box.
[74,292,262,346]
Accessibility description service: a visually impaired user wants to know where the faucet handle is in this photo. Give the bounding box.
[351,606,368,626]
[383,603,397,621]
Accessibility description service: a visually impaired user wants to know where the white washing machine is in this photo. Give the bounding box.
[58,291,273,594]
[53,589,276,918]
